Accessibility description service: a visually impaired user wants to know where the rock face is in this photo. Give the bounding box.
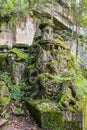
[0,16,36,47]
[27,20,79,111]
[16,16,36,46]
[0,22,14,48]
[33,0,73,30]
[0,0,77,49]
[25,17,86,129]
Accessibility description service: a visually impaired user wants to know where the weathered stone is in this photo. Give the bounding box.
[39,19,54,41]
[0,22,14,48]
[0,118,8,126]
[13,62,26,85]
[0,15,36,48]
[7,53,15,73]
[0,81,9,97]
[16,16,36,46]
[42,26,53,41]
[34,1,73,30]
[27,36,72,100]
[13,43,29,48]
[26,99,63,129]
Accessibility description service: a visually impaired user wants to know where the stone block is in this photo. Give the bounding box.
[26,99,63,129]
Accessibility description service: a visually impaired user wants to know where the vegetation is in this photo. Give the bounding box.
[0,0,47,18]
[0,71,26,118]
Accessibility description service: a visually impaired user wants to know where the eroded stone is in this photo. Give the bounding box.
[0,118,8,126]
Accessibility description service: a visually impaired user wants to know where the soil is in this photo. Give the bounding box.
[0,105,41,130]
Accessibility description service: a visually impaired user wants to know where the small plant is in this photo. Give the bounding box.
[2,112,10,119]
[10,81,26,102]
[0,72,10,86]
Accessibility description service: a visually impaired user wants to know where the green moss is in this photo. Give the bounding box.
[65,50,71,61]
[65,121,82,130]
[84,104,87,130]
[41,111,63,129]
[82,68,87,78]
[67,106,76,112]
[35,73,53,81]
[9,48,27,60]
[58,95,68,109]
[27,99,52,111]
[49,60,59,65]
[77,99,86,111]
[56,39,66,49]
[27,65,35,70]
[0,97,10,106]
[58,35,64,42]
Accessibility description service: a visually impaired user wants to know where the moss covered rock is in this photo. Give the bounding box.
[9,48,27,60]
[26,99,64,129]
[26,99,83,130]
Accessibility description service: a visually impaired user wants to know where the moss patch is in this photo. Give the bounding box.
[9,48,27,60]
[56,39,66,49]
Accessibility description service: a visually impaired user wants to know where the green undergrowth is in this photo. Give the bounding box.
[0,72,26,118]
[0,53,8,60]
